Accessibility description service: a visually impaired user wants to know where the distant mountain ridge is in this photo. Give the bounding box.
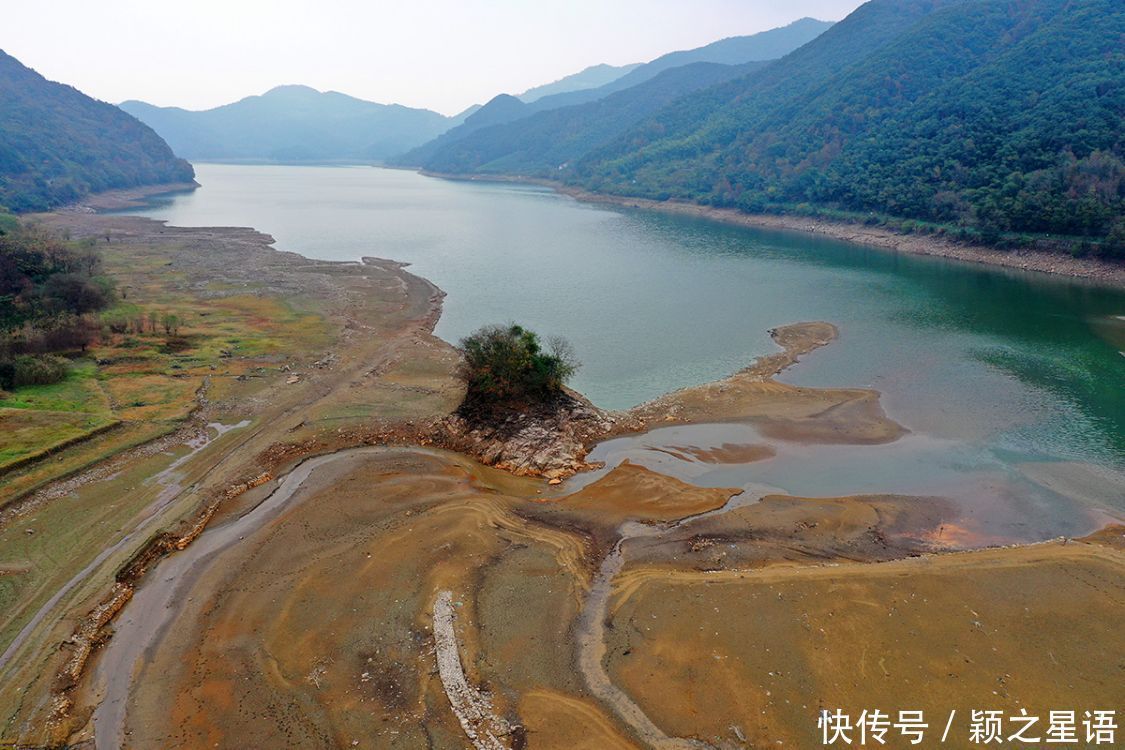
[0,50,193,212]
[570,0,1124,250]
[416,60,770,176]
[394,17,833,167]
[601,17,834,92]
[120,86,465,163]
[518,62,641,102]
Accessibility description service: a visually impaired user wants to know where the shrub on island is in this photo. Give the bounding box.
[456,323,579,410]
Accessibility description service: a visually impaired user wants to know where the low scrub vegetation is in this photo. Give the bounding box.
[0,354,69,390]
[456,323,579,409]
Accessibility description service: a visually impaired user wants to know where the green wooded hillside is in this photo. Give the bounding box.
[0,50,194,212]
[419,61,768,176]
[396,18,831,169]
[573,0,1124,254]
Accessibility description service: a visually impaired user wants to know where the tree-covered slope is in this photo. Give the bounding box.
[120,85,458,163]
[574,0,1124,251]
[0,50,194,212]
[393,18,832,167]
[418,61,768,175]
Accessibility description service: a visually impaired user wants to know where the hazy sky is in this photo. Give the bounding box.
[3,0,864,115]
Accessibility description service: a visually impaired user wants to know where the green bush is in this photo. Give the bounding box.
[456,324,579,407]
[9,354,69,387]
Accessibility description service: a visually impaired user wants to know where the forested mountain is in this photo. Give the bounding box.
[393,18,833,167]
[0,50,194,212]
[120,85,461,163]
[394,95,539,167]
[572,0,1124,252]
[518,63,641,102]
[417,61,768,175]
[603,17,833,90]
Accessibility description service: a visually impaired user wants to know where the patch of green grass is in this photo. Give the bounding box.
[0,409,116,468]
[0,359,110,414]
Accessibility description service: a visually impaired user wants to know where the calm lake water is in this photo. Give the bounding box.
[120,163,1125,539]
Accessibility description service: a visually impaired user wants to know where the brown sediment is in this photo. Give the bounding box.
[50,448,1124,750]
[525,462,740,545]
[617,492,956,576]
[80,449,576,748]
[629,322,906,446]
[603,532,1125,749]
[0,208,461,744]
[517,689,641,750]
[567,486,959,750]
[656,442,776,464]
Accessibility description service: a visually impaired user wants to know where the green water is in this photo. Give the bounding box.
[120,163,1125,539]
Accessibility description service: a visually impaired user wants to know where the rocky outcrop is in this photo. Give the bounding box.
[434,391,637,479]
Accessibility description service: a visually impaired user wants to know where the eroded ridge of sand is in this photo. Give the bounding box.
[433,590,515,750]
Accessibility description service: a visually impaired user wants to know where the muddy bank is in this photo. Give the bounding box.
[68,439,1125,750]
[66,181,201,212]
[423,172,1125,287]
[604,531,1125,749]
[558,186,1125,287]
[628,322,905,446]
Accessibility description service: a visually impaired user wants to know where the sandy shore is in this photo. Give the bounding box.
[423,171,1125,287]
[557,186,1125,287]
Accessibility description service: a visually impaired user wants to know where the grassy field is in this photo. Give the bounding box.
[0,234,330,505]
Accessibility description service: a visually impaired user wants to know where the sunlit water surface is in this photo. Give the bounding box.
[118,164,1125,540]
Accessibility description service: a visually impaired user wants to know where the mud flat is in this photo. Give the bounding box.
[34,312,1125,749]
[604,533,1125,749]
[2,197,1121,749]
[66,439,1125,750]
[628,321,906,446]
